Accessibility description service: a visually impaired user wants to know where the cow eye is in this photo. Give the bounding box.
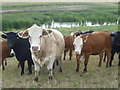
[29,36,31,40]
[40,35,42,38]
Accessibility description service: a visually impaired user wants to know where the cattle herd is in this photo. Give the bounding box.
[0,24,120,82]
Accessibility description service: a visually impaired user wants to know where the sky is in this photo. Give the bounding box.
[2,0,120,2]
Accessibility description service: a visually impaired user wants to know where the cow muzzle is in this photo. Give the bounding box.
[32,46,39,51]
[75,51,81,55]
[10,49,15,56]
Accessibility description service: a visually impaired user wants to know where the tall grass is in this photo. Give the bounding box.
[2,2,118,31]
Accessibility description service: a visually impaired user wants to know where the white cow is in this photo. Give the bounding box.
[18,24,65,82]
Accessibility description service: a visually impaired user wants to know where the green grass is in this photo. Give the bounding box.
[1,25,118,36]
[2,2,118,31]
[2,25,119,88]
[57,25,118,35]
[1,2,119,88]
[2,54,118,88]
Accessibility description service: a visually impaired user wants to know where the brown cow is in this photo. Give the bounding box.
[0,40,14,70]
[63,30,83,61]
[63,35,74,60]
[73,31,112,72]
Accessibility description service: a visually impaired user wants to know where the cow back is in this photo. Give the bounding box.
[81,31,112,55]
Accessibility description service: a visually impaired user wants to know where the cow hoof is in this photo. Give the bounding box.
[2,67,5,70]
[21,72,24,76]
[59,68,63,73]
[28,72,32,75]
[34,77,38,82]
[109,65,112,67]
[48,76,53,80]
[76,69,79,72]
[98,65,101,67]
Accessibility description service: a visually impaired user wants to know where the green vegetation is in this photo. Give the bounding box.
[1,2,119,88]
[2,2,118,31]
[2,25,118,88]
[57,25,118,35]
[3,54,118,88]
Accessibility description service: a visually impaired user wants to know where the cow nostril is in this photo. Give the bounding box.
[75,51,80,55]
[32,46,38,51]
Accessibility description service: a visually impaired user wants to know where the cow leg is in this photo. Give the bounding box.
[47,57,55,80]
[5,59,7,66]
[69,50,72,60]
[98,52,103,67]
[2,60,5,70]
[53,61,55,69]
[84,54,90,72]
[58,57,63,73]
[17,63,20,68]
[76,54,80,72]
[109,52,115,67]
[118,53,120,66]
[63,50,67,61]
[106,51,111,67]
[34,61,40,82]
[27,59,32,75]
[20,61,25,75]
[103,52,107,62]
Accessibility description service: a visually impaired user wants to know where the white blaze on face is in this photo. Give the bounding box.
[73,36,83,55]
[10,49,15,56]
[27,24,43,51]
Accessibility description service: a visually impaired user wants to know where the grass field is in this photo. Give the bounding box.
[1,2,119,88]
[1,25,119,88]
[2,2,118,31]
[2,52,118,88]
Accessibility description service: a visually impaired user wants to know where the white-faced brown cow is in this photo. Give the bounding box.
[18,24,65,82]
[73,31,112,72]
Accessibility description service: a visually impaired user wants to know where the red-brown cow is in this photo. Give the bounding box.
[73,31,112,72]
[63,30,83,61]
[0,40,14,70]
[63,35,74,60]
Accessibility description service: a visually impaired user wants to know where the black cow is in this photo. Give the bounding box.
[75,30,94,36]
[1,32,33,75]
[104,31,120,66]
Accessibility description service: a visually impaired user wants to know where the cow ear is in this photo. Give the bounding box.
[1,34,7,39]
[73,34,76,38]
[18,30,29,38]
[82,35,88,43]
[42,29,49,35]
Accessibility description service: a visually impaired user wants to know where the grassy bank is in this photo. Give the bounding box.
[2,2,118,31]
[2,25,118,36]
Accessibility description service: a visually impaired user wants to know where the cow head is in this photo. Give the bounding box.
[110,31,120,46]
[73,36,83,55]
[73,35,88,55]
[18,24,51,52]
[1,32,20,48]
